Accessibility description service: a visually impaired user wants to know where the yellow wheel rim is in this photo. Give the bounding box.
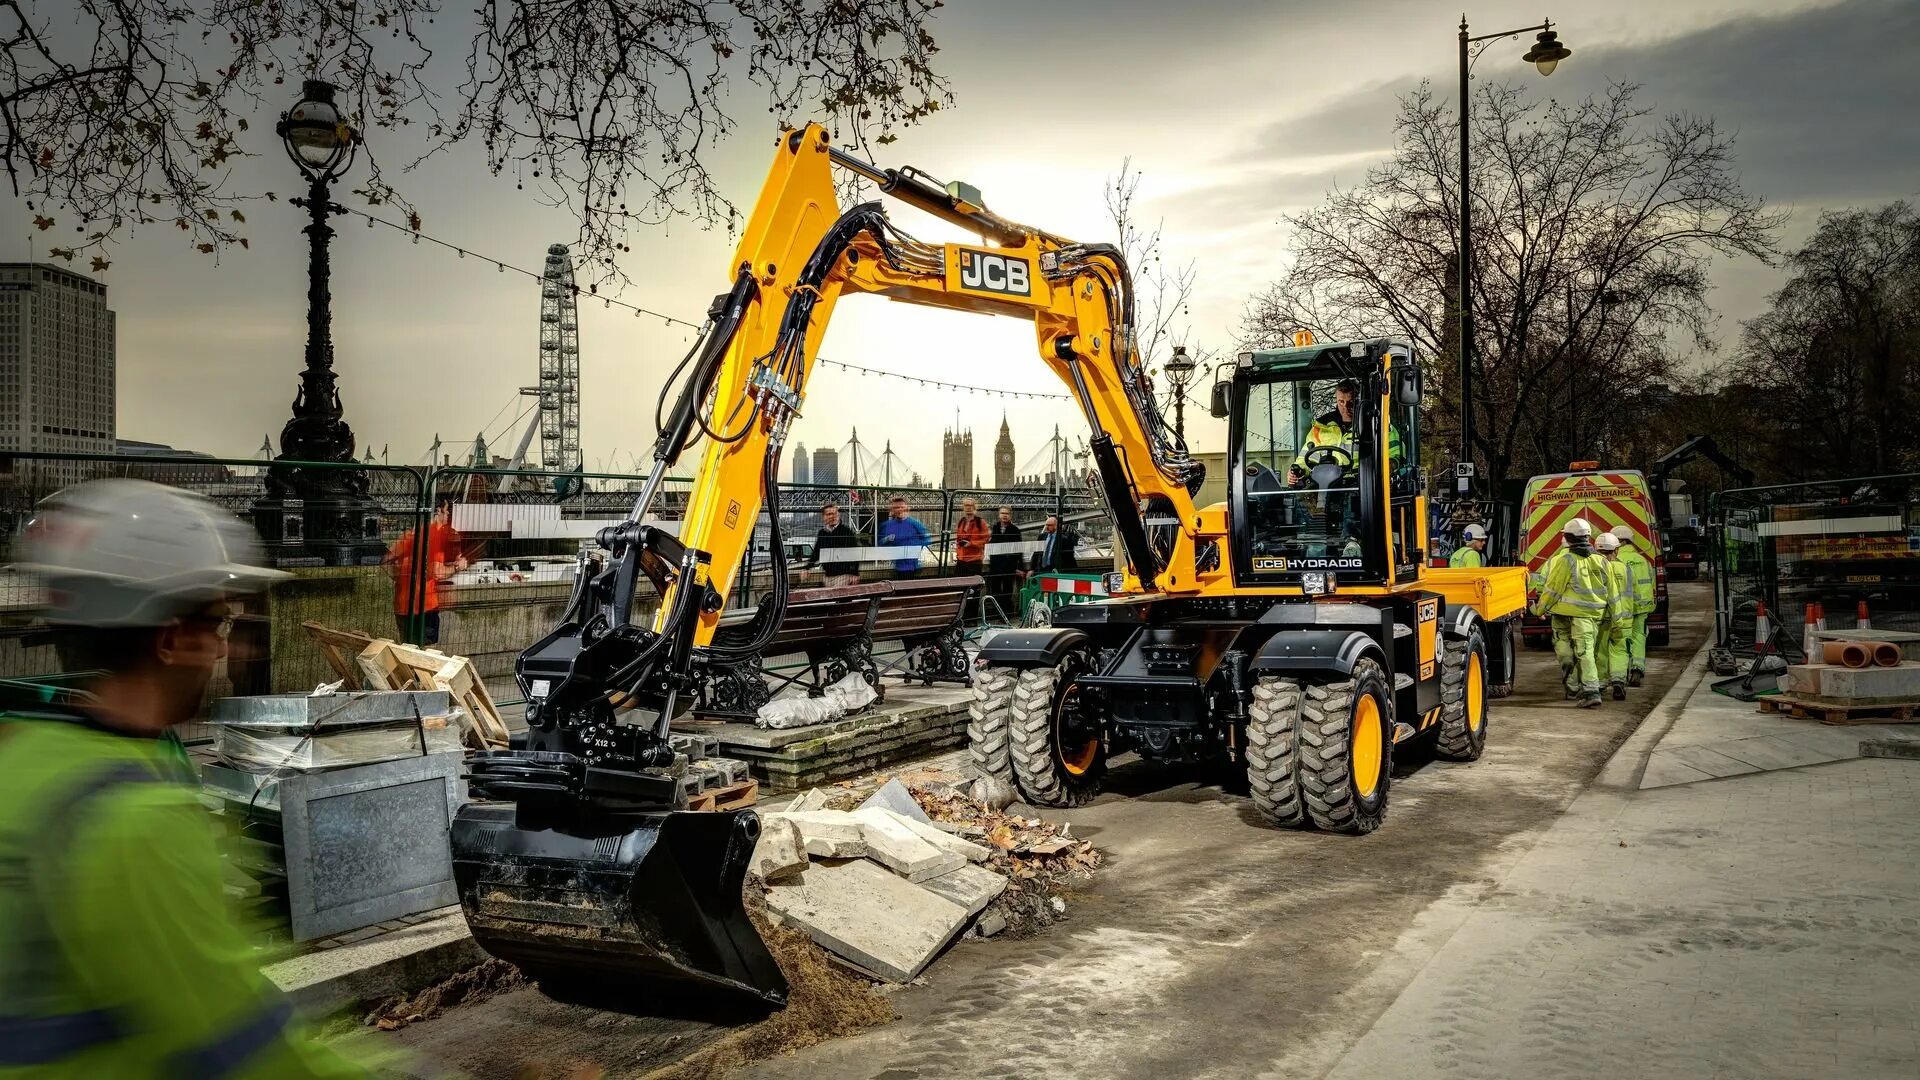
[1352,693,1383,799]
[1468,653,1486,733]
[1054,685,1099,777]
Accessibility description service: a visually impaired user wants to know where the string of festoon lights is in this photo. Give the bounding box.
[344,206,1074,401]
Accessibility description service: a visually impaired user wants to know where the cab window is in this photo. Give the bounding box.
[1240,377,1368,565]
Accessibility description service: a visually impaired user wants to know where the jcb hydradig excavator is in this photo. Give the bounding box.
[449,124,1527,1006]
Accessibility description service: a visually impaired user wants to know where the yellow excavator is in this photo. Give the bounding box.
[449,124,1527,1006]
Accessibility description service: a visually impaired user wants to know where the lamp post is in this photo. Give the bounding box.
[258,80,379,564]
[1457,17,1571,494]
[1163,345,1197,442]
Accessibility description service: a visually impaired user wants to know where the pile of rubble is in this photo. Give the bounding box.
[750,773,1100,983]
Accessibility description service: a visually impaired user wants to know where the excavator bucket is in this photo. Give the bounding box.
[449,802,788,1007]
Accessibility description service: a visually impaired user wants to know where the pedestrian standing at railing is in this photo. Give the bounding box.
[880,495,930,580]
[952,497,989,618]
[809,502,861,587]
[383,498,466,645]
[987,505,1026,623]
[1031,515,1080,573]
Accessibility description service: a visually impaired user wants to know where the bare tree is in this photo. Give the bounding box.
[1,0,950,274]
[1106,157,1205,434]
[1243,82,1780,486]
[1726,201,1920,478]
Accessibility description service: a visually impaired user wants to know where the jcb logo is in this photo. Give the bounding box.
[958,249,1031,297]
[1418,598,1439,622]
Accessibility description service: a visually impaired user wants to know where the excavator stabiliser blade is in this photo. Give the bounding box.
[449,803,788,1007]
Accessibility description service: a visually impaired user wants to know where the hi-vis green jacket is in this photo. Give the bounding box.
[1531,545,1610,618]
[1616,546,1658,615]
[0,713,366,1079]
[1602,557,1634,622]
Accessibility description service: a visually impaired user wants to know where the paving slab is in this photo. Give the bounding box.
[858,777,933,823]
[267,906,482,1015]
[1637,754,1715,789]
[852,807,966,882]
[1709,734,1841,772]
[1661,742,1761,779]
[767,810,869,859]
[762,858,969,983]
[749,816,807,882]
[917,862,1007,916]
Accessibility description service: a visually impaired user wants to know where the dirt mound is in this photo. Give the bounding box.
[641,907,896,1079]
[364,958,528,1030]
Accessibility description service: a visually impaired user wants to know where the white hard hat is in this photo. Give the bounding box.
[1563,518,1594,539]
[1595,532,1620,552]
[1611,524,1634,541]
[1462,523,1488,541]
[18,479,289,627]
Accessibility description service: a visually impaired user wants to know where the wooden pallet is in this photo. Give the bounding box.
[1758,693,1919,725]
[687,777,758,812]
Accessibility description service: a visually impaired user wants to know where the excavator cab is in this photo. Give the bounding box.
[1224,337,1423,588]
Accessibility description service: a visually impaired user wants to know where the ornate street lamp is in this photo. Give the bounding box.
[1456,17,1572,495]
[1163,345,1197,442]
[258,80,380,564]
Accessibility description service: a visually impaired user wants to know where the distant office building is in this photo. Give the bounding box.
[994,416,1015,489]
[0,263,116,488]
[793,442,811,486]
[114,438,229,486]
[812,446,840,487]
[942,427,974,490]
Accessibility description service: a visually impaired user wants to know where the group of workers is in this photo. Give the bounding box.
[1530,518,1658,707]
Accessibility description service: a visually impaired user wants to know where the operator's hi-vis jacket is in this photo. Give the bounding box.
[1290,412,1408,473]
[0,712,366,1079]
[1531,545,1610,618]
[1616,546,1658,615]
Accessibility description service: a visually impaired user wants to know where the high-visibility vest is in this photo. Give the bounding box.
[1449,546,1485,568]
[1291,415,1407,472]
[1533,547,1609,618]
[1617,548,1657,615]
[0,714,366,1079]
[1603,557,1634,621]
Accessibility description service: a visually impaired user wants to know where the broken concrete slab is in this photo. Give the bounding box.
[973,909,1008,938]
[762,858,970,983]
[891,811,990,864]
[750,816,807,883]
[766,810,869,859]
[918,862,1008,916]
[787,788,833,813]
[852,807,965,882]
[858,778,932,823]
[1862,738,1920,760]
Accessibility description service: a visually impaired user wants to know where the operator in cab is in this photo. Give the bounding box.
[1450,524,1490,567]
[1288,378,1361,487]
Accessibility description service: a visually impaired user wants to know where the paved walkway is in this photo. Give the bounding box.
[1639,674,1920,788]
[1317,645,1920,1079]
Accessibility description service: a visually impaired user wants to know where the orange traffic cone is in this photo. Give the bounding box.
[1858,599,1872,631]
[1754,601,1771,655]
[1803,603,1820,661]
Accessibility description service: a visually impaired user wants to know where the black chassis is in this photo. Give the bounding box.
[976,593,1517,764]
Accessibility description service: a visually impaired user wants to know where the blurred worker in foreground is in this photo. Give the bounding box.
[1594,532,1632,700]
[1,479,368,1078]
[1450,523,1489,567]
[1612,525,1657,687]
[1529,517,1608,708]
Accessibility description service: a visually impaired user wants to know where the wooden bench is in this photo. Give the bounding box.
[872,575,982,686]
[698,582,889,718]
[693,575,982,719]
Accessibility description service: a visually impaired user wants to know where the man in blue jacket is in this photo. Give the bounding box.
[879,495,930,579]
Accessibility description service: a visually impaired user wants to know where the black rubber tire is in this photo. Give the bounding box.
[966,665,1016,783]
[1299,658,1393,835]
[1246,675,1307,827]
[1436,629,1489,761]
[1008,655,1104,808]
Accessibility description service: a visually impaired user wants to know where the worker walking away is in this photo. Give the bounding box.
[1594,532,1633,700]
[1450,523,1489,567]
[1612,525,1657,686]
[1,479,370,1079]
[1529,517,1608,708]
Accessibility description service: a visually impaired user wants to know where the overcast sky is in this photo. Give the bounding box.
[4,0,1915,475]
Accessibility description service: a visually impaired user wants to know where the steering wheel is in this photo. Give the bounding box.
[1290,445,1354,488]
